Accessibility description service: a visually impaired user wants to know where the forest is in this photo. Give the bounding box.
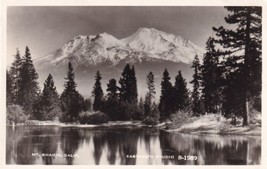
[6,7,261,127]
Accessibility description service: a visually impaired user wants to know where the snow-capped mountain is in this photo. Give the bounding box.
[122,28,203,63]
[35,32,129,66]
[34,28,204,98]
[35,28,203,68]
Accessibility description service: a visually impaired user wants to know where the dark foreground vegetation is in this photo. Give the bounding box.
[7,7,261,129]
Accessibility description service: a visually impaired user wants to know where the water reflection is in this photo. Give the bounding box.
[6,126,261,165]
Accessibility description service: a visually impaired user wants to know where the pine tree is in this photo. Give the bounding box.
[174,71,190,111]
[6,71,14,105]
[36,74,61,120]
[9,49,22,104]
[104,78,124,120]
[119,64,131,103]
[60,62,83,122]
[213,7,262,126]
[158,69,173,118]
[130,65,138,105]
[17,46,39,115]
[201,37,222,114]
[92,71,104,111]
[119,64,138,104]
[190,55,205,115]
[144,72,156,117]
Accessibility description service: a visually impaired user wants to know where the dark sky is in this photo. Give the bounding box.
[7,6,229,65]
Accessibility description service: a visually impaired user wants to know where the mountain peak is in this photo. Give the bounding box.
[135,27,163,36]
[35,27,204,67]
[137,27,157,32]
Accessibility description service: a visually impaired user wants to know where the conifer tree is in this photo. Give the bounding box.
[17,46,39,115]
[201,37,222,114]
[158,69,173,118]
[174,71,190,111]
[190,55,205,115]
[119,64,131,103]
[92,71,104,111]
[60,62,83,122]
[119,64,138,104]
[213,7,262,126]
[104,78,123,120]
[130,65,138,105]
[9,49,22,104]
[144,72,156,117]
[36,74,61,120]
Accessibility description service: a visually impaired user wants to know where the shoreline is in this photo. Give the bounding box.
[165,125,261,136]
[7,120,166,128]
[165,114,261,136]
[7,119,261,136]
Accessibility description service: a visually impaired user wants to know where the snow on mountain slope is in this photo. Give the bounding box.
[35,28,204,67]
[122,28,204,63]
[35,33,130,67]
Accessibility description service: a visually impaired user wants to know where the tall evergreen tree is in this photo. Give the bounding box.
[104,78,124,120]
[119,64,131,103]
[201,37,222,114]
[130,65,138,105]
[190,55,205,115]
[144,72,156,117]
[119,64,138,104]
[213,7,262,126]
[17,46,39,115]
[60,62,83,122]
[36,74,61,120]
[174,71,190,111]
[158,69,173,118]
[9,49,22,104]
[92,71,104,111]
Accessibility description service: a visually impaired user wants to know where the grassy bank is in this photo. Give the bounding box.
[166,113,261,136]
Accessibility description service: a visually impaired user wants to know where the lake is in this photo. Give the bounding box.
[6,125,261,165]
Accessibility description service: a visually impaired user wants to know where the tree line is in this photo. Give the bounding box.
[6,45,189,124]
[7,7,261,126]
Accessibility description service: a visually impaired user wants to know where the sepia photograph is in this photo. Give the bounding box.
[2,1,264,166]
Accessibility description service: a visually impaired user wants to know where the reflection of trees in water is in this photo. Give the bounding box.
[159,131,177,165]
[159,131,261,165]
[38,127,60,164]
[118,130,138,165]
[106,131,119,165]
[6,126,28,164]
[78,129,92,145]
[6,126,261,165]
[141,128,158,164]
[15,130,36,164]
[92,131,106,165]
[248,139,261,164]
[6,126,60,164]
[90,128,139,165]
[60,128,81,165]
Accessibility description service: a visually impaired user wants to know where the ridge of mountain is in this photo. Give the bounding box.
[35,27,204,67]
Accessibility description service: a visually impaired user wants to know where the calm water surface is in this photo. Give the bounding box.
[6,125,261,165]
